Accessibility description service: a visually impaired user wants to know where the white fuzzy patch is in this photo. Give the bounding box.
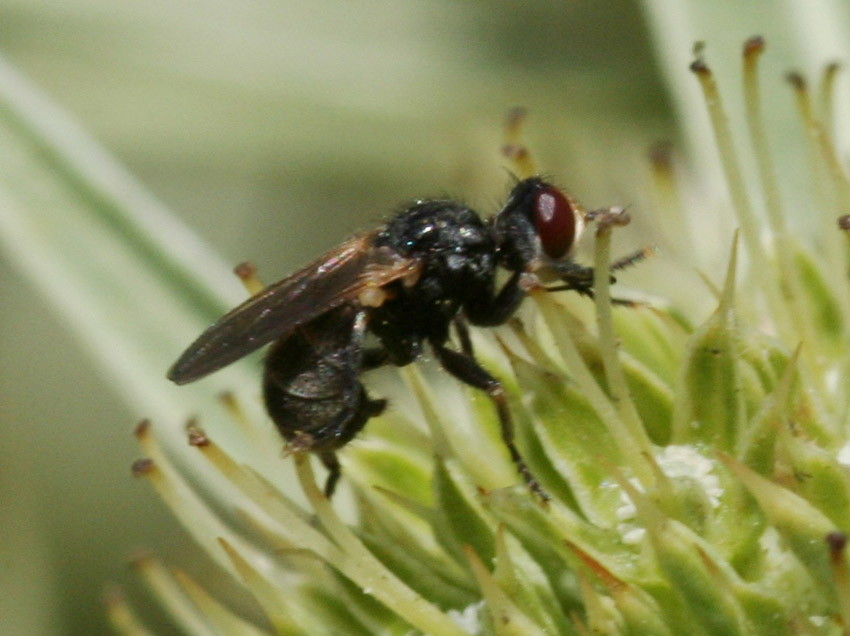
[657,445,723,508]
[616,445,722,544]
[837,440,850,467]
[447,601,485,634]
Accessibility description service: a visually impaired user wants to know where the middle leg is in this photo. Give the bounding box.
[431,341,549,503]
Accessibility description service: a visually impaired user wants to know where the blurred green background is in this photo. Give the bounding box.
[0,2,676,634]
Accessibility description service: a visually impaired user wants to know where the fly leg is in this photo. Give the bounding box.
[269,309,389,499]
[545,260,597,296]
[453,315,474,357]
[465,270,527,327]
[317,387,387,498]
[318,313,388,497]
[546,248,650,305]
[431,339,549,504]
[319,452,342,498]
[362,347,389,370]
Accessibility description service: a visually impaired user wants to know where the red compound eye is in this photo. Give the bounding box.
[533,186,578,259]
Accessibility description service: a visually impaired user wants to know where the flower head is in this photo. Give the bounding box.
[116,38,850,633]
[3,5,850,634]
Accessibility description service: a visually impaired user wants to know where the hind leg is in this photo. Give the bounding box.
[319,452,341,498]
[318,394,387,497]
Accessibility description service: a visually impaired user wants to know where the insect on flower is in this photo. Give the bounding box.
[168,175,636,502]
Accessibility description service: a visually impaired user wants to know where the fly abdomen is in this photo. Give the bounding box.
[262,306,385,455]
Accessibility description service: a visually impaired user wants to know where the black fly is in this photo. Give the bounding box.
[168,177,623,501]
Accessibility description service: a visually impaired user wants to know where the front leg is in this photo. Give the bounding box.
[545,248,649,304]
[465,262,604,326]
[544,260,598,296]
[464,270,527,327]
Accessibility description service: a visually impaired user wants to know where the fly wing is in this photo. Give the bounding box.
[168,234,420,384]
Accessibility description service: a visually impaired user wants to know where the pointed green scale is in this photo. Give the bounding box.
[779,435,850,532]
[490,529,568,635]
[431,456,497,567]
[720,455,839,597]
[346,439,434,507]
[672,236,745,449]
[792,245,844,350]
[612,306,691,388]
[356,498,479,609]
[640,515,751,635]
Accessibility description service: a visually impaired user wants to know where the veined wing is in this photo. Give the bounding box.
[168,233,420,384]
